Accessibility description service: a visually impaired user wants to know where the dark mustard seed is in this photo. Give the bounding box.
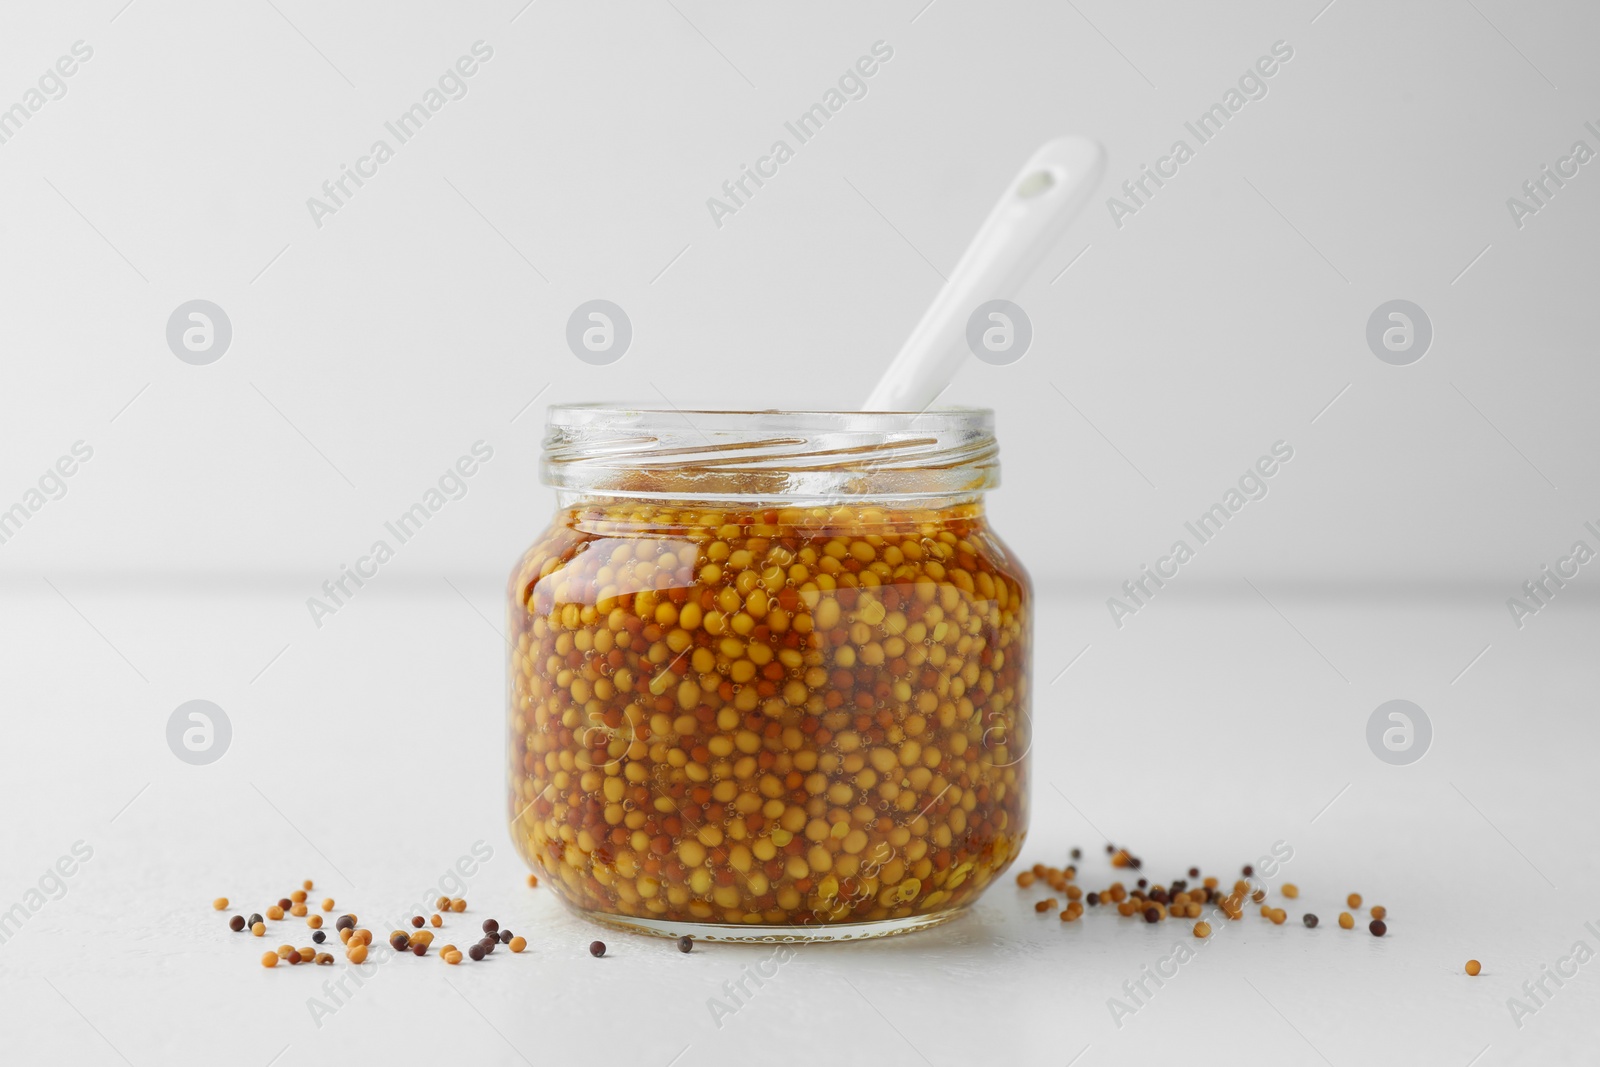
[1370,920,1387,937]
[1303,914,1319,928]
[312,930,326,944]
[469,945,485,961]
[1143,907,1160,924]
[589,940,606,957]
[411,916,424,928]
[499,929,513,944]
[482,919,499,935]
[335,915,355,932]
[248,913,263,928]
[229,915,245,932]
[678,935,694,953]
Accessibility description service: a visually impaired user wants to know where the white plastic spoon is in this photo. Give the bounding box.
[862,136,1106,412]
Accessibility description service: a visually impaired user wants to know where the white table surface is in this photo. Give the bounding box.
[2,580,1595,1066]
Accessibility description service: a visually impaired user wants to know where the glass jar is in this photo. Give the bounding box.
[506,406,1032,942]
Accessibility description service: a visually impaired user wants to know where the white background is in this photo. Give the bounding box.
[1,1,1597,1064]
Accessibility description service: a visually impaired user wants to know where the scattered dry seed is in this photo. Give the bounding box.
[412,943,428,957]
[290,890,307,904]
[1303,914,1319,928]
[316,953,333,965]
[390,932,410,951]
[451,899,467,913]
[302,880,314,891]
[266,906,284,921]
[1347,893,1362,909]
[277,898,292,910]
[287,950,302,965]
[347,944,368,964]
[1251,889,1266,904]
[509,936,527,953]
[1370,905,1387,920]
[1369,920,1387,937]
[251,922,266,937]
[307,915,322,930]
[1203,877,1218,890]
[247,912,263,927]
[589,940,607,957]
[411,916,424,928]
[339,928,352,945]
[1143,906,1160,923]
[212,898,228,911]
[482,919,499,935]
[1270,909,1286,925]
[1281,884,1299,899]
[276,945,294,958]
[526,874,538,888]
[1186,903,1201,918]
[431,914,442,928]
[261,952,278,968]
[312,931,326,944]
[469,945,485,961]
[229,915,245,932]
[1466,960,1481,976]
[290,903,307,917]
[1035,899,1057,913]
[444,951,462,965]
[1338,912,1354,930]
[321,898,334,912]
[436,896,449,910]
[1194,922,1212,938]
[335,915,355,932]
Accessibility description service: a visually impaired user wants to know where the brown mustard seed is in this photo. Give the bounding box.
[1466,960,1481,976]
[1338,912,1354,929]
[247,913,263,927]
[589,940,607,957]
[212,897,228,911]
[1188,867,1200,878]
[261,952,278,968]
[678,935,694,953]
[509,936,527,953]
[412,943,428,957]
[1281,884,1299,899]
[499,930,512,944]
[1303,914,1319,928]
[1370,905,1387,920]
[229,915,245,932]
[482,919,499,935]
[390,933,410,951]
[1143,907,1160,923]
[252,922,266,937]
[1194,921,1212,938]
[411,916,424,928]
[335,915,355,932]
[1369,920,1387,937]
[277,898,292,910]
[1242,865,1253,877]
[1347,893,1362,909]
[286,950,302,965]
[312,930,326,944]
[469,945,485,961]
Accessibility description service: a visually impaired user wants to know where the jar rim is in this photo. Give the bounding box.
[542,404,999,500]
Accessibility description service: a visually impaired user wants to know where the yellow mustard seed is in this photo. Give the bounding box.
[212,897,228,911]
[1466,959,1481,976]
[251,922,266,937]
[1281,884,1298,899]
[261,952,278,968]
[1347,893,1362,909]
[1194,921,1212,938]
[509,936,527,952]
[1339,912,1354,929]
[1370,905,1387,920]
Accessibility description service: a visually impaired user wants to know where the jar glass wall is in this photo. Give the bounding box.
[507,407,1032,942]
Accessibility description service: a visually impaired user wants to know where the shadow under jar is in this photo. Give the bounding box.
[507,406,1032,942]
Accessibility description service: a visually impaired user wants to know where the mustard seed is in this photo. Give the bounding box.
[266,905,284,921]
[252,922,266,937]
[312,930,326,944]
[390,933,410,951]
[1251,889,1266,903]
[1370,905,1386,920]
[451,898,466,913]
[277,898,292,910]
[212,897,228,911]
[1303,914,1318,928]
[347,944,368,964]
[302,880,314,891]
[469,945,485,961]
[1281,884,1299,899]
[482,919,499,935]
[526,874,539,888]
[1143,907,1160,923]
[289,890,307,904]
[1016,871,1036,887]
[1466,960,1481,976]
[413,943,427,957]
[444,950,463,965]
[1035,899,1056,913]
[1369,920,1387,937]
[1086,892,1100,906]
[247,912,263,927]
[411,916,424,928]
[589,940,606,957]
[321,898,334,911]
[315,953,333,965]
[499,930,512,944]
[1071,848,1082,860]
[1194,921,1212,938]
[286,950,302,965]
[431,914,442,927]
[335,915,355,932]
[1347,893,1362,909]
[479,938,495,955]
[1242,865,1253,877]
[307,915,322,930]
[678,935,693,953]
[229,915,245,932]
[1338,912,1354,930]
[509,936,526,953]
[276,945,294,958]
[436,896,450,910]
[261,952,278,968]
[1188,867,1200,878]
